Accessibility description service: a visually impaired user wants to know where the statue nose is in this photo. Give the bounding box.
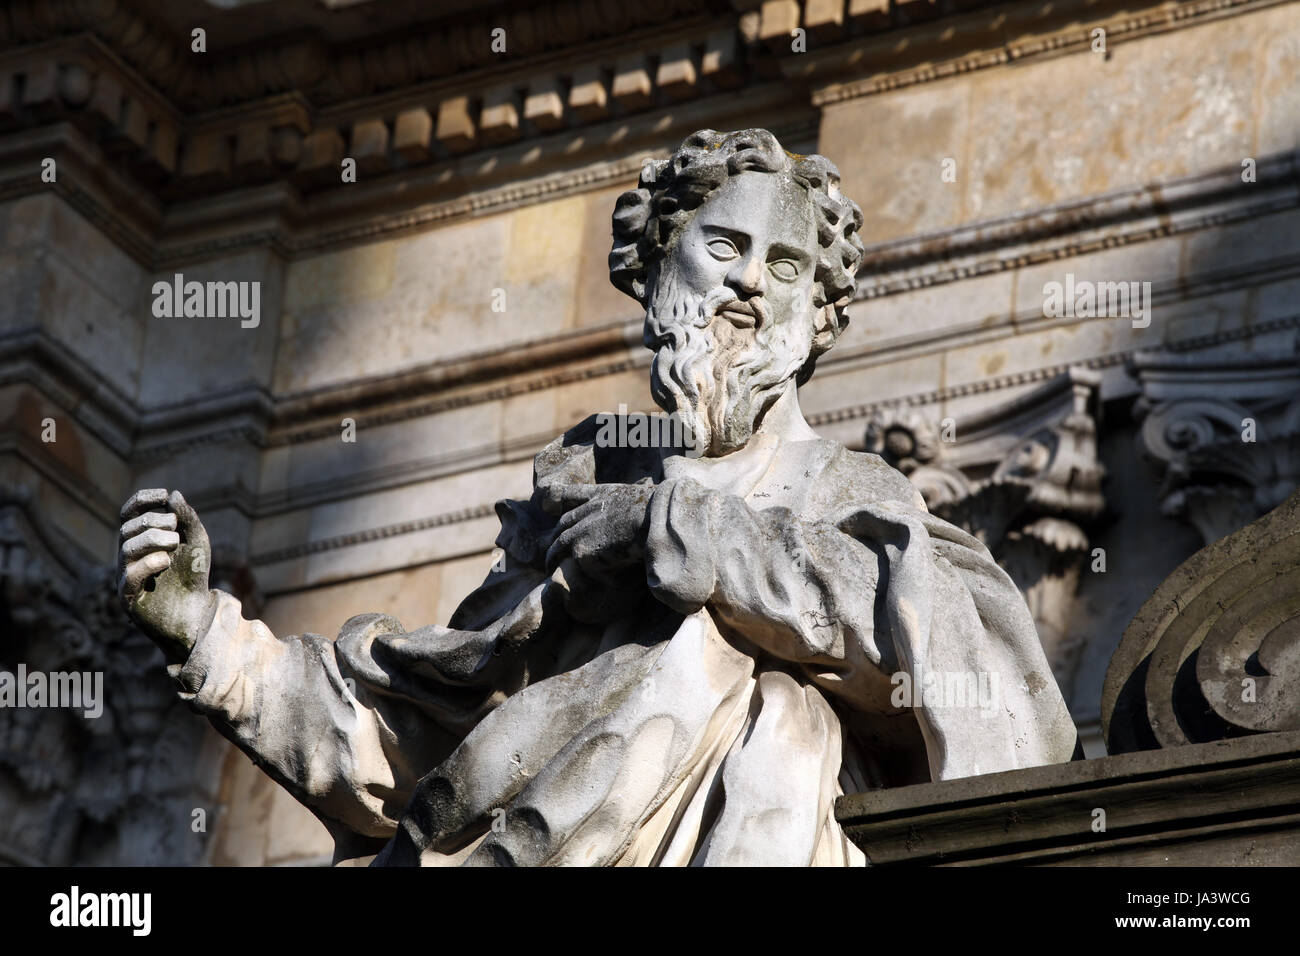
[730,255,766,296]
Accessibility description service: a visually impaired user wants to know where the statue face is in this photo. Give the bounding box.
[644,171,821,457]
[670,170,818,337]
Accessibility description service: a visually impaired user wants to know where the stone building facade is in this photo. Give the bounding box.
[0,0,1296,864]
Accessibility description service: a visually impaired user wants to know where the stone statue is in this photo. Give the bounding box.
[117,129,1079,867]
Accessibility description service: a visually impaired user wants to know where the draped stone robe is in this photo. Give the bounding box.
[170,415,1080,866]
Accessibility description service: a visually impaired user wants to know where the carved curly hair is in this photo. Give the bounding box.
[609,129,865,381]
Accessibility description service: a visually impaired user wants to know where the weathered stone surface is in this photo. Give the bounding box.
[480,87,522,145]
[656,43,698,100]
[568,65,609,121]
[136,250,283,408]
[434,96,476,153]
[349,119,390,173]
[701,30,743,87]
[819,3,1297,244]
[523,77,566,130]
[611,56,654,110]
[392,108,432,162]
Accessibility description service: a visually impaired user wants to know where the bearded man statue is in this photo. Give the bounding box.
[117,129,1081,867]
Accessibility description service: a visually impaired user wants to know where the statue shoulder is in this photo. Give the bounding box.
[496,415,666,569]
[532,413,671,493]
[532,415,602,491]
[810,442,928,514]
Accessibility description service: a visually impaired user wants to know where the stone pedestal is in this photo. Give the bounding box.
[836,729,1300,866]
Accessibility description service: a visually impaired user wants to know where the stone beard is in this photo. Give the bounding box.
[646,262,813,458]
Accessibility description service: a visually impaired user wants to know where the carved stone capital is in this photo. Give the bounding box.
[1131,347,1300,545]
[865,367,1105,552]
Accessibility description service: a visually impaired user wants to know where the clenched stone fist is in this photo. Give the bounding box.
[118,488,216,662]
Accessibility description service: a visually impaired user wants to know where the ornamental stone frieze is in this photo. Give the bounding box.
[0,485,257,865]
[1130,346,1300,546]
[865,366,1106,688]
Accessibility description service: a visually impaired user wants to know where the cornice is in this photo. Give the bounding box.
[809,314,1300,428]
[0,0,733,110]
[852,151,1300,301]
[0,65,819,268]
[835,727,1300,866]
[14,307,1297,566]
[248,501,498,568]
[807,0,1294,107]
[2,0,1268,255]
[0,6,772,211]
[0,0,1281,265]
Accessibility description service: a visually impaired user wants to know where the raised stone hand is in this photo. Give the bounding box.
[118,488,216,662]
[540,482,656,624]
[545,482,654,579]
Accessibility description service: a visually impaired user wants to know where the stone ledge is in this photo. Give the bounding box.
[835,730,1300,865]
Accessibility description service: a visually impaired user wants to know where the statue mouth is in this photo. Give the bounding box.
[716,297,763,329]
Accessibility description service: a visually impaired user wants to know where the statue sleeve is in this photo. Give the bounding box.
[835,501,1081,780]
[645,475,887,667]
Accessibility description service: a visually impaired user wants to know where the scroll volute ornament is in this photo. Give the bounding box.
[1102,489,1300,753]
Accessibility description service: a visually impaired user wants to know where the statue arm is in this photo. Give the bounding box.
[644,476,884,668]
[171,563,553,843]
[118,487,561,849]
[170,592,454,840]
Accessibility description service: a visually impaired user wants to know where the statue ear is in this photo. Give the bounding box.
[806,295,851,374]
[808,300,835,350]
[609,188,654,304]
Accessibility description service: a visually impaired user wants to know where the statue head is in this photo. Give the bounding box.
[609,129,864,457]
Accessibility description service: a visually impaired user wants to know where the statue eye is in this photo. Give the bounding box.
[769,259,798,281]
[706,237,739,260]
